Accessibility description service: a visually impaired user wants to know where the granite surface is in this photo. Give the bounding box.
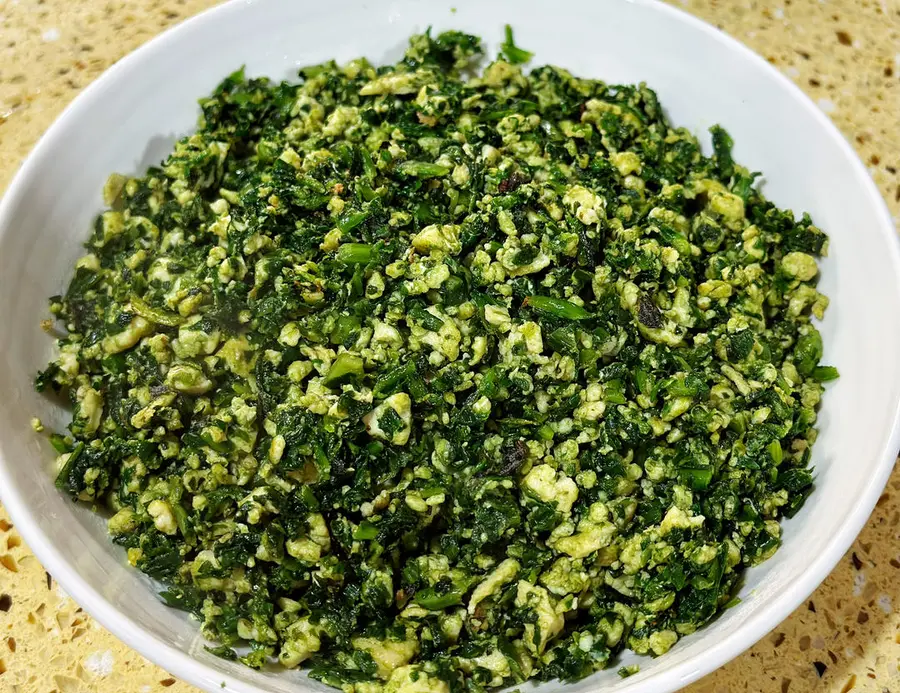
[1,0,899,691]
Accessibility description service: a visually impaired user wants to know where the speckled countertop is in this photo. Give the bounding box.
[0,1,898,691]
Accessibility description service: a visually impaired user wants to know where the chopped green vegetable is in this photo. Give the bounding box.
[524,295,592,320]
[353,521,379,541]
[397,161,451,178]
[618,665,640,678]
[500,24,533,65]
[323,352,365,388]
[129,295,185,327]
[336,243,375,265]
[812,365,840,382]
[35,25,834,693]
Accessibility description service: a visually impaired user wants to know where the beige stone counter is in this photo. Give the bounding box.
[0,1,898,691]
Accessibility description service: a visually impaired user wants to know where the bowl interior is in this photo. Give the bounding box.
[0,1,898,692]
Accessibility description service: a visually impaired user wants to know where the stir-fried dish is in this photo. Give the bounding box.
[36,27,835,693]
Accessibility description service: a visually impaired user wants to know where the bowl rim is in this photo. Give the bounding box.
[1,1,898,692]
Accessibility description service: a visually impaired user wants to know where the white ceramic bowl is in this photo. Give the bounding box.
[1,1,899,691]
